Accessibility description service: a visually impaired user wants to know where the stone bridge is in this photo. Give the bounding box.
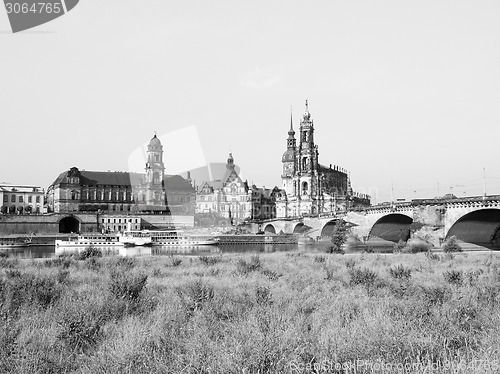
[255,195,500,250]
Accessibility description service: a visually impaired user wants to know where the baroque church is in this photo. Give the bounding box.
[276,101,370,218]
[47,134,195,215]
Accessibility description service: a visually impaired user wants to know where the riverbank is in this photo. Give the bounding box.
[1,250,499,373]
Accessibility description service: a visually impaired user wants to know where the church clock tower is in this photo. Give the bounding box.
[297,100,319,213]
[144,134,166,208]
[282,110,297,198]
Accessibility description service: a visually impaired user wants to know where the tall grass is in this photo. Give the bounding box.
[0,251,499,373]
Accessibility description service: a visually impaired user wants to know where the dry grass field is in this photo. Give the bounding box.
[1,248,500,373]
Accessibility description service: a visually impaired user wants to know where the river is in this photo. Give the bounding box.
[2,241,400,259]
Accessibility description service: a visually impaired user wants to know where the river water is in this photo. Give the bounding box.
[3,242,398,259]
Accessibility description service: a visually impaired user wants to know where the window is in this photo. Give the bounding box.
[11,195,16,202]
[302,182,308,195]
[19,196,23,203]
[28,196,32,203]
[3,195,8,202]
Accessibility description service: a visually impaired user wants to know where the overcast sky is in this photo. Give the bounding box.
[1,0,499,203]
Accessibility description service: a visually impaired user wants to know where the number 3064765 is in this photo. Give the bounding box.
[5,3,62,14]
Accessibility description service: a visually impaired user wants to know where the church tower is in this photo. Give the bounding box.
[144,134,166,208]
[281,109,297,198]
[297,100,319,213]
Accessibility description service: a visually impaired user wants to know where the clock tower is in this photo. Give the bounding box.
[144,133,167,209]
[281,110,296,198]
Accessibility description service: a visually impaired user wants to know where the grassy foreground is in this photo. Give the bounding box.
[1,250,500,373]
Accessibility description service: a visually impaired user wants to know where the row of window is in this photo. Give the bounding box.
[198,195,249,202]
[198,203,247,211]
[73,191,167,202]
[3,195,41,203]
[100,218,140,224]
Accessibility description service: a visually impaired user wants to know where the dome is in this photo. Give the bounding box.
[149,134,161,147]
[282,149,295,162]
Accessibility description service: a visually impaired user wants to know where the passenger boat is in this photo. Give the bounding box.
[150,230,219,246]
[55,234,123,248]
[0,234,34,248]
[118,230,153,247]
[0,240,31,249]
[119,229,219,247]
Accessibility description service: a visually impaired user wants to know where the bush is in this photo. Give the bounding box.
[314,255,326,263]
[1,273,61,314]
[236,255,261,275]
[325,245,345,255]
[404,239,432,253]
[345,258,356,269]
[260,268,281,281]
[45,256,73,268]
[442,236,463,253]
[111,256,137,269]
[78,245,102,260]
[58,312,102,354]
[426,251,440,261]
[199,255,222,266]
[255,285,272,305]
[393,239,406,253]
[109,271,148,301]
[171,257,183,267]
[349,267,378,287]
[176,279,214,314]
[389,264,412,281]
[443,270,463,286]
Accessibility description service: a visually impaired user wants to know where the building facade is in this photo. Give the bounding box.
[195,153,252,225]
[250,185,279,220]
[47,135,195,215]
[277,101,370,217]
[0,184,45,214]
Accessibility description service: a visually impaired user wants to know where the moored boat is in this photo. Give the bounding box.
[0,234,35,248]
[150,230,219,246]
[118,230,153,247]
[55,234,123,248]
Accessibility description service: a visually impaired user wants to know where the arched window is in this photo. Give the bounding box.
[154,172,160,184]
[302,158,307,170]
[302,181,308,195]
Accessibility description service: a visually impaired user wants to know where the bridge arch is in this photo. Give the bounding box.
[368,213,413,243]
[446,208,500,250]
[293,223,306,234]
[320,220,341,237]
[263,223,276,234]
[59,216,81,234]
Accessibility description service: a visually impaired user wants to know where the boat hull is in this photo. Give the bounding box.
[153,240,219,247]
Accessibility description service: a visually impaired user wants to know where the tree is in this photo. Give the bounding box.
[327,219,348,254]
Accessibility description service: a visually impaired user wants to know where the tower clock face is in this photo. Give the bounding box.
[284,163,292,173]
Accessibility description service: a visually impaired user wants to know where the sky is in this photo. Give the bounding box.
[1,0,500,204]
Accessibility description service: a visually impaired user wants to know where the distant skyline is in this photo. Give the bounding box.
[1,1,499,203]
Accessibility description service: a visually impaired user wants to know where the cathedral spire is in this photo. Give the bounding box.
[288,106,295,137]
[303,99,311,122]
